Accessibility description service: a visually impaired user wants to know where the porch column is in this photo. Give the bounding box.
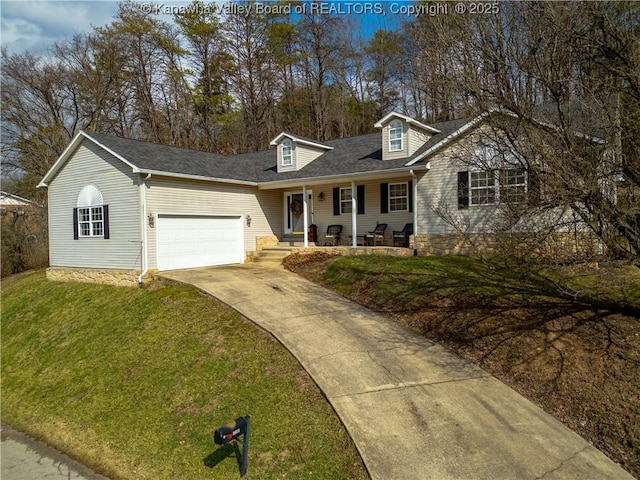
[303,184,309,247]
[412,170,418,248]
[351,180,357,247]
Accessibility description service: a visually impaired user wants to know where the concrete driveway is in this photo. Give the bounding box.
[160,264,633,480]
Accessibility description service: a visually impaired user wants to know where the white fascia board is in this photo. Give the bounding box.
[406,114,488,166]
[374,112,441,134]
[257,164,430,190]
[269,132,333,150]
[138,169,259,187]
[38,131,141,187]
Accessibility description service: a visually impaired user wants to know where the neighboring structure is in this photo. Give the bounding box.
[0,191,39,218]
[38,111,601,286]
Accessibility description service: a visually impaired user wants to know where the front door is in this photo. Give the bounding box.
[285,191,313,235]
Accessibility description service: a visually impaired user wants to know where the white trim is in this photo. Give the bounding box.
[270,132,334,150]
[282,139,293,166]
[389,119,404,152]
[135,169,258,186]
[406,113,489,166]
[39,131,140,187]
[258,165,429,190]
[374,111,441,134]
[388,181,410,212]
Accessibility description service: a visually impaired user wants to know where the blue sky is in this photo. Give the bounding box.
[1,0,408,55]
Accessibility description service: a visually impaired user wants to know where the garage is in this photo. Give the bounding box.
[157,214,244,271]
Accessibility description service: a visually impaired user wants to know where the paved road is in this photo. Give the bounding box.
[1,423,109,480]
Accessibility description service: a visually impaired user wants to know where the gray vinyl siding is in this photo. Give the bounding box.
[47,140,142,269]
[309,180,413,242]
[382,123,432,161]
[145,177,280,269]
[278,143,326,173]
[417,124,573,235]
[277,142,296,173]
[381,123,408,161]
[408,129,430,156]
[295,145,325,169]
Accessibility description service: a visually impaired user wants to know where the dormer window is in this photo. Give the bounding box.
[282,139,293,166]
[389,120,403,151]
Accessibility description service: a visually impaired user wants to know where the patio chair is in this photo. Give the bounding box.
[324,224,343,246]
[364,223,387,246]
[393,223,413,247]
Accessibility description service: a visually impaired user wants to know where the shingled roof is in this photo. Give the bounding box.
[40,117,478,188]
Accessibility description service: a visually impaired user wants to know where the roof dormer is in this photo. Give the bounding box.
[374,112,440,160]
[270,132,333,173]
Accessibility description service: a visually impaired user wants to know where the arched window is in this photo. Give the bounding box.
[282,139,293,166]
[74,184,109,239]
[389,120,403,152]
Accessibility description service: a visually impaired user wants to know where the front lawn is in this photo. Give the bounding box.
[1,271,368,480]
[284,253,640,477]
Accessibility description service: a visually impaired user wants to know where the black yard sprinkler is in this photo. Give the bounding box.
[213,416,250,477]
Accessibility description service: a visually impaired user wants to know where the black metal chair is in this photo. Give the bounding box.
[364,223,387,246]
[393,223,413,247]
[324,224,342,245]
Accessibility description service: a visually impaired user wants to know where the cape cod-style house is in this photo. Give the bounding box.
[38,111,598,286]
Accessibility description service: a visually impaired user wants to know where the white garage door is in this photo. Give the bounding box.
[157,215,244,271]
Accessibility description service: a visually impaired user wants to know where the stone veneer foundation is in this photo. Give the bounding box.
[46,267,141,287]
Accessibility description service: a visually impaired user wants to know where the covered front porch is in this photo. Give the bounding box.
[259,168,425,250]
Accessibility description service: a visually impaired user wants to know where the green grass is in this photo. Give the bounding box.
[1,272,368,480]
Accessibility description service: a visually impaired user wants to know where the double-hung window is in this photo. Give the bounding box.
[78,206,104,237]
[340,187,352,214]
[282,139,293,166]
[389,120,403,152]
[500,169,527,204]
[74,184,109,239]
[389,182,409,212]
[470,170,497,206]
[463,168,526,207]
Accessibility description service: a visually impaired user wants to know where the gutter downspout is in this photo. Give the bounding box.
[138,173,151,285]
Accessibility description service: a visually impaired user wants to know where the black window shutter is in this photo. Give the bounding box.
[103,205,110,239]
[380,183,388,214]
[357,185,365,214]
[333,187,340,215]
[457,172,469,209]
[73,208,79,240]
[527,169,540,206]
[408,180,413,212]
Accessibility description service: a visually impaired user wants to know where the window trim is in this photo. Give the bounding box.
[500,168,527,204]
[282,139,293,166]
[77,205,105,237]
[470,170,497,206]
[388,182,409,212]
[339,187,352,214]
[465,167,527,207]
[389,120,403,152]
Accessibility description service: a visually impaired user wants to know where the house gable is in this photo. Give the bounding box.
[47,138,142,270]
[270,132,333,173]
[374,112,441,161]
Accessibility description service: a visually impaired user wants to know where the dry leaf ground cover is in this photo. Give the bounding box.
[284,252,640,477]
